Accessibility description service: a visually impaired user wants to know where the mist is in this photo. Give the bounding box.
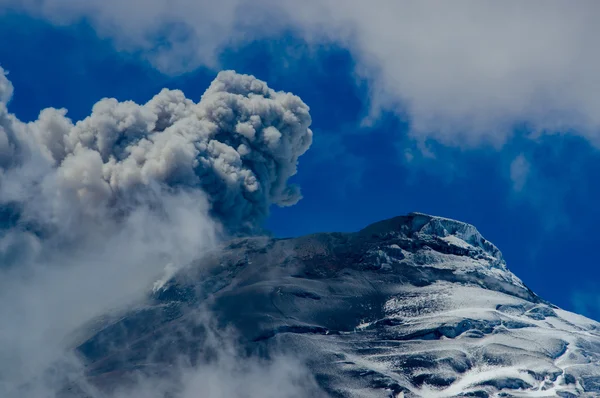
[0,67,319,397]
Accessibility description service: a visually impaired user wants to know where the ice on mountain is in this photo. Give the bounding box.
[67,213,600,397]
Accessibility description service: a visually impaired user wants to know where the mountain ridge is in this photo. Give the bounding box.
[64,213,600,397]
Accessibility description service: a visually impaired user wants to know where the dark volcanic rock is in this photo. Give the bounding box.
[69,213,600,397]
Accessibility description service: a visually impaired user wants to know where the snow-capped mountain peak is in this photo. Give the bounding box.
[68,213,600,397]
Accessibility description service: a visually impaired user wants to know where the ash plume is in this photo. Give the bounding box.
[0,67,316,397]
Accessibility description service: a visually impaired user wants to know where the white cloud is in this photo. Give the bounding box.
[0,68,12,104]
[3,1,600,145]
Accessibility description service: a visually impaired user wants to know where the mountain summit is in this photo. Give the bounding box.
[69,213,600,397]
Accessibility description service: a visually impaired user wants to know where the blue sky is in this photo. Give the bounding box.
[0,9,599,321]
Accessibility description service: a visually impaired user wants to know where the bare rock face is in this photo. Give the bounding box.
[71,213,600,397]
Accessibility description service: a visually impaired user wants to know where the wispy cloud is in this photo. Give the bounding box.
[4,1,600,146]
[0,66,318,397]
[510,153,530,193]
[572,289,600,322]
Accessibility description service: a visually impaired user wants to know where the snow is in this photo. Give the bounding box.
[441,235,473,250]
[71,213,600,397]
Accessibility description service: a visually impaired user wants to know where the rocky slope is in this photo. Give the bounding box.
[67,213,600,397]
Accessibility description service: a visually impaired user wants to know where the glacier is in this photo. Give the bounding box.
[63,213,600,397]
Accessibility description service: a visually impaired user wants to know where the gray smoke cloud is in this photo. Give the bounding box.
[0,67,312,237]
[0,67,316,397]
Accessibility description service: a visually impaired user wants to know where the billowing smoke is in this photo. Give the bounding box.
[0,67,312,237]
[0,67,315,397]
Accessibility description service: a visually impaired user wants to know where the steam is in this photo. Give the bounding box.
[0,68,312,237]
[0,67,316,397]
